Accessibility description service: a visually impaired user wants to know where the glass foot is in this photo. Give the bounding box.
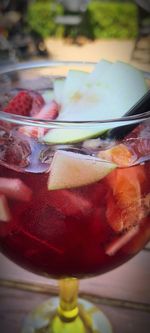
[22,297,113,333]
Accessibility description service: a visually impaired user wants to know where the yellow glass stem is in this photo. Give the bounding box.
[58,278,79,321]
[51,278,87,333]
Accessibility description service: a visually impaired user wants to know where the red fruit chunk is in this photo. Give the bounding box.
[3,91,33,116]
[29,91,45,117]
[20,101,59,139]
[35,101,59,120]
[0,194,11,222]
[0,177,32,202]
[105,226,139,256]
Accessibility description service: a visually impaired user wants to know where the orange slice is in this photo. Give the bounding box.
[97,143,134,167]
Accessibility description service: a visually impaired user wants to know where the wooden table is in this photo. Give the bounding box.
[0,244,150,333]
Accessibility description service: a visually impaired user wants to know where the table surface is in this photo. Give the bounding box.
[0,243,150,333]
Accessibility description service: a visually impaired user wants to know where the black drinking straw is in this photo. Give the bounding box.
[108,89,150,139]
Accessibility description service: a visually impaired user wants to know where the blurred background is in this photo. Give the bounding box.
[0,0,150,71]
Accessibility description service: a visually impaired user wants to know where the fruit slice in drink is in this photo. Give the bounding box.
[20,101,59,138]
[48,150,116,190]
[0,194,11,222]
[44,61,148,144]
[0,178,32,202]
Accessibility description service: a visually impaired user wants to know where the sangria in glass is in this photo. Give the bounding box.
[0,61,150,333]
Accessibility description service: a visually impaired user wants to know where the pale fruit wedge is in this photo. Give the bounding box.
[62,60,112,101]
[43,61,148,144]
[58,61,148,121]
[53,78,65,105]
[63,70,89,105]
[0,194,11,222]
[42,90,54,103]
[48,150,116,190]
[88,59,112,82]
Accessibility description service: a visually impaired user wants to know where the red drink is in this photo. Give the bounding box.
[0,121,150,278]
[1,62,150,333]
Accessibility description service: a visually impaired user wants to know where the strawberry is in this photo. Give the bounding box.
[29,91,45,116]
[19,101,59,139]
[3,91,33,116]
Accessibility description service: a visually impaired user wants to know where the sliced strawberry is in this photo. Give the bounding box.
[3,91,33,116]
[29,91,45,116]
[0,193,11,222]
[0,177,32,202]
[105,226,139,256]
[19,101,59,139]
[34,100,59,120]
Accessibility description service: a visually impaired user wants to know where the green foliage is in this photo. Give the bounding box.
[87,1,137,39]
[27,1,64,38]
[26,1,137,39]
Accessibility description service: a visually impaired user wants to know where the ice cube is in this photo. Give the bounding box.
[82,138,116,153]
[0,127,31,169]
[123,137,150,165]
[40,145,83,165]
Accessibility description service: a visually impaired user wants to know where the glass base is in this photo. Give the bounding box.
[22,297,113,333]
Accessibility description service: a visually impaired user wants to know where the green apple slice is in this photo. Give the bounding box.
[48,150,116,190]
[44,127,107,144]
[62,69,89,104]
[88,59,112,82]
[53,78,65,104]
[42,90,54,103]
[61,61,112,105]
[43,61,148,144]
[58,61,148,121]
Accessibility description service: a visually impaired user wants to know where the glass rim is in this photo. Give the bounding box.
[0,60,150,129]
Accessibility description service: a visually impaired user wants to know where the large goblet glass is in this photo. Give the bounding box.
[0,61,150,333]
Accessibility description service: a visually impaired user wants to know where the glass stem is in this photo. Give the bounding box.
[58,278,79,321]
